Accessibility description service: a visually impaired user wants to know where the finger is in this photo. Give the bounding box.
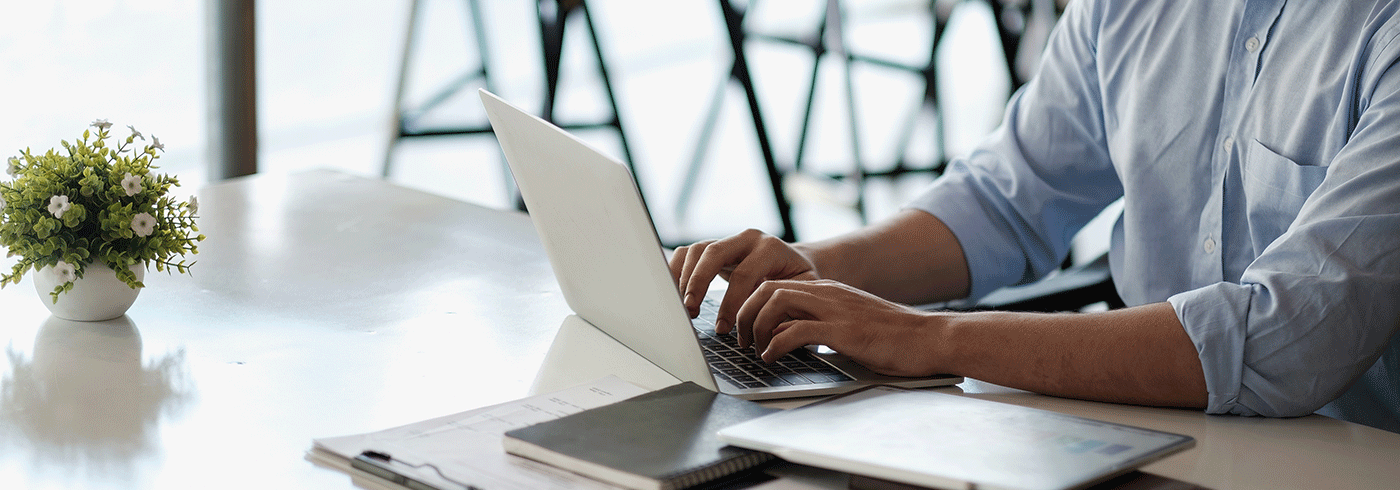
[714,255,774,335]
[761,319,834,364]
[683,237,755,323]
[714,287,743,335]
[677,240,715,316]
[736,277,785,347]
[715,268,770,337]
[667,245,688,287]
[736,279,806,349]
[749,285,821,354]
[676,241,706,295]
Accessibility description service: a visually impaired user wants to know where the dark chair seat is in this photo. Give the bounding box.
[962,252,1122,312]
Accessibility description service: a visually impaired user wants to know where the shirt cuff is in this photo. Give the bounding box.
[1168,282,1256,416]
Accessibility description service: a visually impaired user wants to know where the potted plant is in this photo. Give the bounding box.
[0,119,205,321]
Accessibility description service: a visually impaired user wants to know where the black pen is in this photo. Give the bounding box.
[352,450,484,490]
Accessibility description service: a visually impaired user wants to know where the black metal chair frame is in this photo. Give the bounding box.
[382,0,645,211]
[676,0,1046,242]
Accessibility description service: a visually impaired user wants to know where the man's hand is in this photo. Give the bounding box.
[737,279,943,378]
[668,229,819,334]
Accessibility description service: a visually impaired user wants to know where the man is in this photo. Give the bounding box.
[669,0,1400,433]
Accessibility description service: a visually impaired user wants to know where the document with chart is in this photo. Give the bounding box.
[309,376,649,490]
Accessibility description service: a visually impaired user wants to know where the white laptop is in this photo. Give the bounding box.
[480,89,961,400]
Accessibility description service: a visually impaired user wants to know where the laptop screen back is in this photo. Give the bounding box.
[480,89,716,391]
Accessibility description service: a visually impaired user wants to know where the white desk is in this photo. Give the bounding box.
[2,170,1397,489]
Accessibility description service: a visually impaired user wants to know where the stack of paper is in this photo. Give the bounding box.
[309,376,649,490]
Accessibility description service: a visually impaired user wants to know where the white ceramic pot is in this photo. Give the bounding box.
[33,262,145,321]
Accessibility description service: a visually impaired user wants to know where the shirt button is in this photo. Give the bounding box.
[1223,136,1235,150]
[1245,36,1261,52]
[1203,237,1217,254]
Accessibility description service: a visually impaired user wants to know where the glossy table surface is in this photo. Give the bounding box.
[2,170,1397,490]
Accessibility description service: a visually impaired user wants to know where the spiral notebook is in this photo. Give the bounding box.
[502,382,779,490]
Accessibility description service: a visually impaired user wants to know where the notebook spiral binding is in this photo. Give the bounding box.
[664,450,776,490]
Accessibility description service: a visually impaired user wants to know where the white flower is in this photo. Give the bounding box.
[121,172,144,196]
[127,125,144,141]
[187,195,199,215]
[131,212,156,237]
[47,195,71,218]
[90,118,112,130]
[53,261,77,283]
[5,157,18,177]
[150,135,164,151]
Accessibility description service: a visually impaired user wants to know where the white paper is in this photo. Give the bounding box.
[311,375,650,490]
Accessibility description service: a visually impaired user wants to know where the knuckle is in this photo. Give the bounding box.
[738,228,766,240]
[727,264,762,285]
[700,239,731,257]
[770,287,797,301]
[752,279,780,294]
[687,240,713,254]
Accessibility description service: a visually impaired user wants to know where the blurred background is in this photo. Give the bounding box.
[1,0,1099,250]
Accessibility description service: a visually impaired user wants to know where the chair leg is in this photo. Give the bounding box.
[461,0,514,205]
[536,0,647,211]
[827,0,869,222]
[385,0,643,213]
[776,0,871,223]
[883,0,949,177]
[383,0,423,178]
[990,0,1039,91]
[675,0,798,242]
[537,0,567,122]
[384,0,507,202]
[791,7,828,174]
[721,0,798,242]
[674,74,730,224]
[578,2,643,200]
[678,0,1025,240]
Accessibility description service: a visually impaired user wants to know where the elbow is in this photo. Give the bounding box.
[1225,372,1355,418]
[1243,399,1329,419]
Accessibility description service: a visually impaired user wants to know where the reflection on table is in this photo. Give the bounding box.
[2,316,192,473]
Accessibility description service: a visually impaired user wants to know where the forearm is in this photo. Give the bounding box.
[795,209,970,305]
[934,302,1208,408]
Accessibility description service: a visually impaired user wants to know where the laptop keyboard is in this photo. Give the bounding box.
[693,296,855,389]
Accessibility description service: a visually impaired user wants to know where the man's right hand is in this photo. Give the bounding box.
[668,229,819,336]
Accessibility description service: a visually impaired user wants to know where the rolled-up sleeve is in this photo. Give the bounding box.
[1170,216,1400,417]
[907,0,1122,301]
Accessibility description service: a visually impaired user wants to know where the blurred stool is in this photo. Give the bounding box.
[676,0,1058,241]
[383,0,643,211]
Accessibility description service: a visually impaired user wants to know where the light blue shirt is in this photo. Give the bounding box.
[909,0,1400,431]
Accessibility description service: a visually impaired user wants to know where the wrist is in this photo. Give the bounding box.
[923,310,964,376]
[790,242,826,279]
